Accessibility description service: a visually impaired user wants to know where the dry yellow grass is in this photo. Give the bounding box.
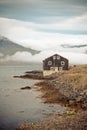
[63,73,87,90]
[16,111,87,130]
[38,85,68,105]
[60,64,87,90]
[36,64,87,110]
[68,64,87,74]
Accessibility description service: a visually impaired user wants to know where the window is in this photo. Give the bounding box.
[53,56,56,60]
[53,55,60,60]
[57,55,60,60]
[61,61,65,66]
[59,67,63,71]
[48,61,52,65]
[50,67,54,70]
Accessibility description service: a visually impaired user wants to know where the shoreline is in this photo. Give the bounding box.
[15,65,87,130]
[16,111,87,130]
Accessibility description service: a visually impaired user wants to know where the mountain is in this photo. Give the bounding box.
[61,44,87,54]
[0,36,40,56]
[61,44,87,48]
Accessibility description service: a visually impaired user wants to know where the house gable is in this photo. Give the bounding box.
[43,54,68,71]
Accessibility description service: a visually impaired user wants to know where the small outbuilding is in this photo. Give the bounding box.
[43,54,69,76]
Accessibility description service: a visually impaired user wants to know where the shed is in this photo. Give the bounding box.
[43,54,68,76]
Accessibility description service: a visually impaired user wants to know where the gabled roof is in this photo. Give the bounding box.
[43,54,68,62]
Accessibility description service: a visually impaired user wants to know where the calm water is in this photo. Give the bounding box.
[0,64,66,130]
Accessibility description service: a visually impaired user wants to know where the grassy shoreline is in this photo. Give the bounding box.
[16,65,87,130]
[16,111,87,130]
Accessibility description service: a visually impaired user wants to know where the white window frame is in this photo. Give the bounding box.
[57,55,60,60]
[59,67,63,71]
[53,56,56,60]
[50,67,54,70]
[48,60,52,65]
[61,61,65,66]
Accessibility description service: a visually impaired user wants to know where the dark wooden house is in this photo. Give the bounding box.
[43,54,68,71]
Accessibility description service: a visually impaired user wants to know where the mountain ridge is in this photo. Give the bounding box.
[61,44,87,48]
[0,35,40,56]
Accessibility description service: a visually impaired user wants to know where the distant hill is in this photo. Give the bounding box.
[61,44,87,48]
[0,36,40,56]
[61,44,87,54]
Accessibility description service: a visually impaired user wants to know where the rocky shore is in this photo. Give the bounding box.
[15,65,87,130]
[14,70,58,80]
[36,72,87,111]
[16,111,87,130]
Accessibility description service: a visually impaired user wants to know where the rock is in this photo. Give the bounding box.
[76,96,83,102]
[21,86,31,90]
[81,103,87,110]
[69,100,75,105]
[13,76,20,78]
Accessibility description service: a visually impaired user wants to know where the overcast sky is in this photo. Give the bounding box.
[0,0,87,22]
[0,0,87,43]
[0,0,87,64]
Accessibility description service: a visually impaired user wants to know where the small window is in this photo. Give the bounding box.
[53,56,56,60]
[48,61,52,65]
[59,67,63,71]
[57,56,60,60]
[61,61,65,66]
[50,67,54,70]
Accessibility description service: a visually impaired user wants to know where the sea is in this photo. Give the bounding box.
[0,63,66,130]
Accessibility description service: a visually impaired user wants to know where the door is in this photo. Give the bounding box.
[55,67,58,71]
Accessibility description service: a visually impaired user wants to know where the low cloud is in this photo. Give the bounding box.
[0,17,87,65]
[0,53,3,57]
[0,51,87,65]
[0,17,87,51]
[0,0,41,4]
